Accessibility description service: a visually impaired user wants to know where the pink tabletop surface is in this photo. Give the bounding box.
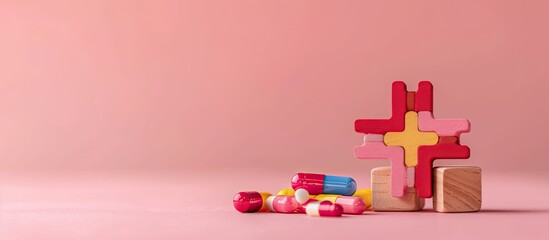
[1,169,547,240]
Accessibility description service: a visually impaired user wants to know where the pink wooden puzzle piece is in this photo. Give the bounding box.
[355,81,407,134]
[418,111,471,137]
[415,141,471,198]
[354,135,407,197]
[415,81,433,112]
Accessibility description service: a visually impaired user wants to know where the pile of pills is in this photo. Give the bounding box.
[233,173,372,217]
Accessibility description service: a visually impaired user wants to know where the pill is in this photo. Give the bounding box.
[297,198,318,213]
[265,195,299,213]
[277,188,318,198]
[294,188,310,204]
[291,173,357,195]
[276,188,295,196]
[353,188,372,209]
[314,194,366,214]
[305,201,343,217]
[233,191,272,213]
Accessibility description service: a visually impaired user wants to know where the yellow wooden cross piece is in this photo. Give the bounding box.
[384,111,438,167]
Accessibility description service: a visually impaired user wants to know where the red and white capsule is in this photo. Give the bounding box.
[305,201,343,217]
[297,198,318,213]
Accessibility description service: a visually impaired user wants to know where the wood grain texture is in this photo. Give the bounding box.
[433,166,481,213]
[371,167,424,211]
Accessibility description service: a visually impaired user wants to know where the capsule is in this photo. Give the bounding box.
[233,191,271,213]
[265,195,299,213]
[314,194,366,214]
[297,198,318,213]
[353,188,372,209]
[233,191,272,213]
[294,188,310,204]
[291,173,357,195]
[276,188,295,196]
[305,201,343,217]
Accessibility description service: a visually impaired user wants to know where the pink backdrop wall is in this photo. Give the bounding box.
[1,0,548,173]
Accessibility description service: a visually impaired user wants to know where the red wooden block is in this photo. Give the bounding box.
[415,142,470,198]
[355,81,407,134]
[415,81,433,112]
[438,136,459,144]
[406,92,415,111]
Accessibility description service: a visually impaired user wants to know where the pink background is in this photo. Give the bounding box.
[1,1,548,239]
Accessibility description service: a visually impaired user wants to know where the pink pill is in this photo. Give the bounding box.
[265,195,299,213]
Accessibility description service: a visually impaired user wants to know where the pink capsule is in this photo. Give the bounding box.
[314,195,366,215]
[265,195,299,213]
[305,201,343,217]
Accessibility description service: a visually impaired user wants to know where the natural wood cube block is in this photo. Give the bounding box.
[371,167,424,211]
[433,166,482,213]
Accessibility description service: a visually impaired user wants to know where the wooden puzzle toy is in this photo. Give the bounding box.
[433,166,481,212]
[371,167,424,211]
[354,81,481,212]
[384,111,439,167]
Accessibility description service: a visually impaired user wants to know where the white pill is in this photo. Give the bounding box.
[294,188,310,204]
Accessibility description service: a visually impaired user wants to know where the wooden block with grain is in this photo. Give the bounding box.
[433,166,482,213]
[371,166,424,211]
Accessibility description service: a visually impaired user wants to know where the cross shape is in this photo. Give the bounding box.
[354,81,471,198]
[384,111,438,167]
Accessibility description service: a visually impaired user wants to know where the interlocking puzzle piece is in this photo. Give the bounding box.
[354,135,407,197]
[371,167,424,211]
[355,81,407,134]
[406,91,415,111]
[415,142,470,198]
[433,166,481,213]
[384,111,438,167]
[363,134,384,142]
[418,111,471,137]
[415,81,433,112]
[438,136,459,144]
[406,167,414,187]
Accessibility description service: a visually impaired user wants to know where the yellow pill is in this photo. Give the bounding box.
[276,189,295,196]
[353,188,372,209]
[313,194,340,203]
[259,192,272,212]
